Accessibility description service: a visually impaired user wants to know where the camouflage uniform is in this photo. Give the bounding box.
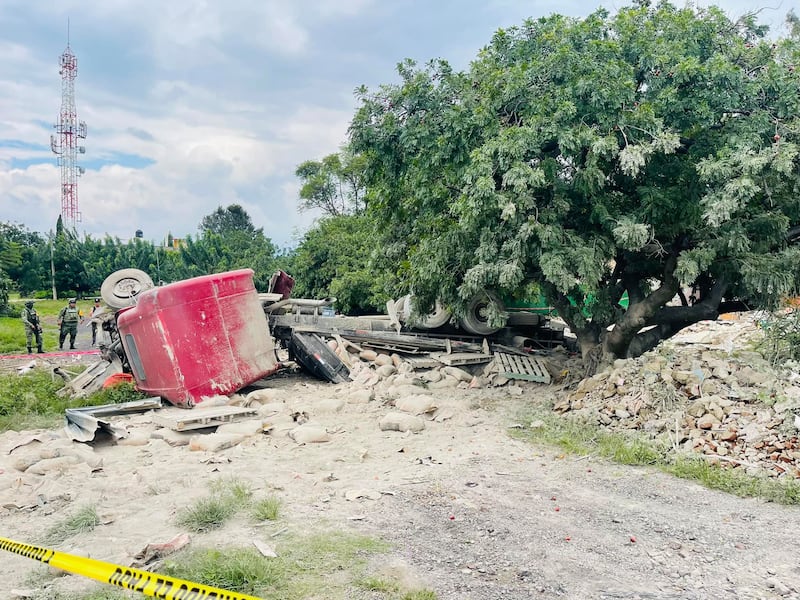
[21,301,43,354]
[58,299,81,350]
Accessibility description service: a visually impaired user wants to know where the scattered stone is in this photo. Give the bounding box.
[379,412,426,433]
[188,433,247,452]
[288,424,331,444]
[347,389,374,404]
[395,394,437,415]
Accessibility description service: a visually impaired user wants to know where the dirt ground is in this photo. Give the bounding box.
[1,359,800,599]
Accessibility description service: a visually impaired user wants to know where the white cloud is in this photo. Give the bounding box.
[0,0,792,249]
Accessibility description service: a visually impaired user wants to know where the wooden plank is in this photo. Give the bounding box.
[153,405,258,432]
[496,352,551,384]
[431,352,493,366]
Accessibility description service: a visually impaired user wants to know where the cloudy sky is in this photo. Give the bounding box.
[0,0,789,248]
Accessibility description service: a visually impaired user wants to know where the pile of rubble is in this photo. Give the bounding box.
[554,315,800,478]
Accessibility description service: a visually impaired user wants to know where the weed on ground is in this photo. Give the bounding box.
[43,505,101,545]
[512,407,800,505]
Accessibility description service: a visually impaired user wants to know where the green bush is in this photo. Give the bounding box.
[758,309,800,366]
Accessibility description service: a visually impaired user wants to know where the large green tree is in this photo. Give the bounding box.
[289,214,389,314]
[295,147,368,216]
[183,204,278,289]
[350,2,800,364]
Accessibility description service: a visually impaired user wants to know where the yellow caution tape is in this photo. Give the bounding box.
[0,536,264,599]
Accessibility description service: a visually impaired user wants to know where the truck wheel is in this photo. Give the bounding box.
[406,296,452,330]
[459,291,505,336]
[101,268,155,310]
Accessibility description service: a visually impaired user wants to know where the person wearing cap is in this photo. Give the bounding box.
[57,298,82,350]
[21,300,43,354]
[88,297,102,346]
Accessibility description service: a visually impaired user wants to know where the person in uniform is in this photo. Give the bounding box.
[57,298,82,350]
[21,300,44,354]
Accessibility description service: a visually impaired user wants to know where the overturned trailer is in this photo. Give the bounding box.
[74,268,567,408]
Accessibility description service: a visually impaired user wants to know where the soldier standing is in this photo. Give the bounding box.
[21,300,44,354]
[57,298,82,350]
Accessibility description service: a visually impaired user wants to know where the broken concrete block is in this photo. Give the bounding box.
[257,401,288,416]
[246,389,284,404]
[26,456,80,475]
[442,366,473,382]
[427,376,460,389]
[376,364,397,378]
[374,354,393,367]
[378,412,425,433]
[315,398,345,413]
[188,433,246,452]
[359,350,378,362]
[289,424,331,444]
[150,429,193,447]
[420,370,443,383]
[395,394,437,415]
[216,419,271,436]
[347,389,374,404]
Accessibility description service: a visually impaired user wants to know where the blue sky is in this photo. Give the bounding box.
[0,0,789,248]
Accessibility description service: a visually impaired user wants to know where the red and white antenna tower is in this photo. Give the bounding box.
[50,24,87,231]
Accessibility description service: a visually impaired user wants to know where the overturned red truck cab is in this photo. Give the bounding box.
[116,269,279,408]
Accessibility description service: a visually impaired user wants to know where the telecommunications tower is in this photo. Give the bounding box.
[50,31,87,231]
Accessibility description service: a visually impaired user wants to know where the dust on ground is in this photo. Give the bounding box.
[1,324,799,600]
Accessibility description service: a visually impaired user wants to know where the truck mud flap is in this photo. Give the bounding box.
[288,332,351,384]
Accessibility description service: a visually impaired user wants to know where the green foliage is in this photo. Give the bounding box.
[0,203,281,306]
[296,147,367,216]
[0,272,10,315]
[0,365,145,432]
[163,547,285,596]
[290,214,391,314]
[44,505,100,545]
[251,496,282,521]
[350,2,800,359]
[176,477,253,532]
[757,308,800,366]
[163,532,392,599]
[89,382,148,405]
[176,496,239,533]
[0,370,68,431]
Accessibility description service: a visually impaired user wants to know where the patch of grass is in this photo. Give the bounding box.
[163,532,394,600]
[757,308,800,365]
[163,547,286,596]
[90,382,148,405]
[512,408,800,505]
[176,495,239,533]
[0,369,147,433]
[356,576,400,593]
[45,589,133,600]
[176,477,253,532]
[402,592,438,600]
[665,456,800,504]
[0,370,67,431]
[44,505,100,545]
[0,297,75,354]
[210,476,253,505]
[252,496,282,521]
[512,410,664,466]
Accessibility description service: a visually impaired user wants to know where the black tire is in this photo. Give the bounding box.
[459,291,506,336]
[100,268,155,310]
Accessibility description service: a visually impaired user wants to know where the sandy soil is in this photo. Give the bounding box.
[1,367,800,600]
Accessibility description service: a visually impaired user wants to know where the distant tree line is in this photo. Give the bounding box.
[0,206,286,307]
